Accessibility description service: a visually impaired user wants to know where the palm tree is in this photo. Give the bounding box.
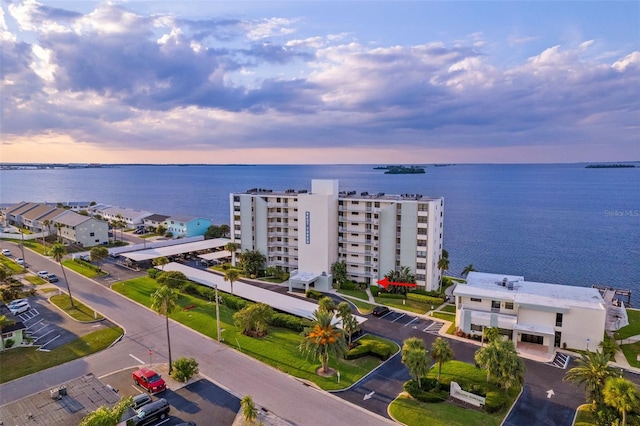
[318,296,336,313]
[152,256,169,271]
[499,342,526,395]
[437,255,449,294]
[224,242,239,266]
[51,243,74,308]
[336,302,359,347]
[603,377,640,426]
[401,337,429,387]
[241,395,258,424]
[474,340,502,382]
[0,315,16,351]
[431,337,454,380]
[54,222,63,243]
[151,285,178,374]
[563,350,616,404]
[224,268,240,295]
[461,264,476,277]
[79,396,133,426]
[299,310,347,374]
[483,326,501,346]
[90,246,109,272]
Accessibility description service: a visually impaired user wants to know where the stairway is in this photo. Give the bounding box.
[550,352,570,369]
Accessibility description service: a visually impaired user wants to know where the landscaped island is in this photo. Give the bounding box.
[375,165,426,174]
[585,164,636,168]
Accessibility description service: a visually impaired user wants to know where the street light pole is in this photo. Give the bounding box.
[19,229,26,263]
[215,285,221,342]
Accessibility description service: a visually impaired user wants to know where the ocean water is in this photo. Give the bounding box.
[1,163,638,305]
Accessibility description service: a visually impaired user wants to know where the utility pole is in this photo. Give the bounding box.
[215,285,221,342]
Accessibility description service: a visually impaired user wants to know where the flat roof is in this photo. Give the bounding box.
[454,271,605,311]
[164,263,367,324]
[121,238,230,261]
[0,374,119,425]
[198,250,231,260]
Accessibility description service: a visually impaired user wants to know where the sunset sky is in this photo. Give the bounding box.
[1,1,638,164]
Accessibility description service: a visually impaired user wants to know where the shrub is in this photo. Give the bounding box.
[181,283,199,295]
[156,271,188,289]
[170,357,199,382]
[147,268,160,279]
[412,289,442,297]
[484,391,508,413]
[370,286,379,297]
[197,286,215,301]
[270,312,308,332]
[404,379,448,403]
[4,338,15,348]
[344,338,395,361]
[406,293,444,305]
[305,289,323,300]
[219,293,250,311]
[340,281,358,290]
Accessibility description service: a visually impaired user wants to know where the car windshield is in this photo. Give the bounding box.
[148,374,161,382]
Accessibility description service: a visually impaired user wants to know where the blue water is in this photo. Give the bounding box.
[1,163,638,305]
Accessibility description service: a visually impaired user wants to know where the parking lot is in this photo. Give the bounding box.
[374,309,444,335]
[102,368,241,426]
[15,294,116,351]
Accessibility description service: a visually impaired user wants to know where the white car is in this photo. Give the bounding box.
[1,249,11,256]
[7,299,27,309]
[15,257,25,265]
[37,271,49,278]
[9,301,30,315]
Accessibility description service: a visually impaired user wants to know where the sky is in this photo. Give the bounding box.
[1,1,639,164]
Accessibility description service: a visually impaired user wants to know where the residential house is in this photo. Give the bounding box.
[53,210,109,247]
[0,304,26,349]
[142,214,170,232]
[165,215,212,238]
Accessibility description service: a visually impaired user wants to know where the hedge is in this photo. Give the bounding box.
[181,283,199,295]
[219,293,251,310]
[339,281,359,290]
[370,286,379,297]
[378,293,406,300]
[412,289,443,297]
[484,391,509,413]
[305,289,324,300]
[344,338,395,361]
[404,379,449,403]
[270,312,309,332]
[406,293,444,305]
[148,268,160,279]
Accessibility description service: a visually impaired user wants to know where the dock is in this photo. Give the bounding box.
[593,285,632,306]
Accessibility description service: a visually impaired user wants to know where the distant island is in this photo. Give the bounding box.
[585,164,636,169]
[375,165,426,174]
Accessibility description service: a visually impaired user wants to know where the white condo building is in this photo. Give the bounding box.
[453,272,607,355]
[230,179,444,292]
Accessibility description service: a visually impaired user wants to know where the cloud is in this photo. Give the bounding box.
[1,1,638,162]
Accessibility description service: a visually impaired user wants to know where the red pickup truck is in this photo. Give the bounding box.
[132,368,167,394]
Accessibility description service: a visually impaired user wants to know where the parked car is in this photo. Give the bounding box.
[7,298,28,309]
[47,274,59,283]
[2,249,11,256]
[9,301,30,315]
[37,271,49,278]
[131,393,153,410]
[14,257,25,265]
[372,305,391,317]
[126,398,170,425]
[132,368,167,394]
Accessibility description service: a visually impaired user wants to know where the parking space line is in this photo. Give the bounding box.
[26,319,44,329]
[391,313,406,323]
[379,311,393,319]
[39,335,61,350]
[34,329,55,342]
[404,317,419,327]
[32,324,49,334]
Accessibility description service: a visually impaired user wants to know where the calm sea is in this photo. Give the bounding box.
[1,163,638,305]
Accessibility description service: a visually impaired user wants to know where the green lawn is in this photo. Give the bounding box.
[338,296,375,314]
[112,277,395,390]
[61,259,107,278]
[0,257,25,273]
[574,404,596,426]
[337,288,369,301]
[50,294,105,321]
[375,296,433,314]
[614,309,640,340]
[0,325,123,384]
[620,341,640,368]
[441,304,457,313]
[389,360,519,426]
[432,311,456,322]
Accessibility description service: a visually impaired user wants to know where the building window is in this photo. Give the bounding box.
[491,300,501,310]
[89,232,95,236]
[470,298,482,302]
[556,313,563,327]
[505,302,514,310]
[471,324,482,332]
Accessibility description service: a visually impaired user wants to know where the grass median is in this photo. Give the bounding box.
[50,294,105,321]
[113,277,396,390]
[0,325,123,384]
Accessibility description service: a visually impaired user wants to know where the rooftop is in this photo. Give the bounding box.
[455,272,605,311]
[0,374,119,425]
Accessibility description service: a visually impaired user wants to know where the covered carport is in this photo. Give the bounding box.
[119,238,230,268]
[198,250,231,266]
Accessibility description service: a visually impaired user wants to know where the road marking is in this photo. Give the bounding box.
[26,319,44,329]
[39,334,61,350]
[34,329,55,342]
[546,389,555,399]
[391,313,406,323]
[404,317,419,327]
[363,391,375,400]
[129,354,145,364]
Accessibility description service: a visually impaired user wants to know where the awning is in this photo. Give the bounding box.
[377,277,418,290]
[198,250,231,261]
[513,323,555,336]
